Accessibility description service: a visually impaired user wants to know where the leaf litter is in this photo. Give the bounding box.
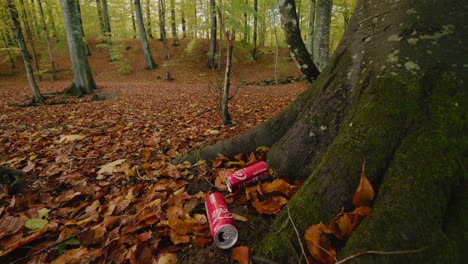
[0,55,307,262]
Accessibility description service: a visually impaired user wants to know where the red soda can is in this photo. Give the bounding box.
[225,161,269,192]
[205,192,238,249]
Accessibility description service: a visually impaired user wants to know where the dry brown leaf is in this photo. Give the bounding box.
[158,252,177,264]
[329,208,355,240]
[97,159,126,178]
[304,222,336,264]
[260,179,292,196]
[137,230,153,242]
[352,162,375,207]
[51,247,90,264]
[251,196,287,215]
[232,246,250,264]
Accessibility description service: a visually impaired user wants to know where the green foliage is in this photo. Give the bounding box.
[185,38,201,61]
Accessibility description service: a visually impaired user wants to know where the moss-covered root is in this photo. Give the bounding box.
[339,73,467,263]
[177,99,302,164]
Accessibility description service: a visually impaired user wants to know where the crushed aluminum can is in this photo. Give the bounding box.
[205,192,238,249]
[225,161,269,192]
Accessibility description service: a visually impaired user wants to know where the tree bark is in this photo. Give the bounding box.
[134,0,157,70]
[19,0,42,81]
[182,0,468,262]
[217,7,232,126]
[279,0,320,83]
[169,0,179,46]
[1,31,16,69]
[252,0,257,60]
[207,0,217,69]
[38,0,57,80]
[101,0,114,62]
[130,0,137,38]
[7,0,44,104]
[95,0,105,35]
[181,2,186,38]
[60,0,96,96]
[75,0,90,56]
[306,0,316,55]
[158,0,172,81]
[145,0,153,39]
[313,0,332,71]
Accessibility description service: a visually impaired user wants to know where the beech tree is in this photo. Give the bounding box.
[60,0,96,95]
[134,0,157,70]
[279,0,320,82]
[37,0,57,80]
[7,0,44,104]
[207,0,216,69]
[313,0,333,71]
[183,0,467,262]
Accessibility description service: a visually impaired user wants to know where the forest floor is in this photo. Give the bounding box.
[0,38,307,263]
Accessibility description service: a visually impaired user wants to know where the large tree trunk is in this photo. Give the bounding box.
[60,0,96,96]
[182,0,467,262]
[19,0,42,81]
[7,0,44,104]
[134,0,157,70]
[306,0,316,55]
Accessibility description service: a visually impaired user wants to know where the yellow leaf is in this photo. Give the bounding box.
[97,159,126,177]
[29,154,38,161]
[158,252,177,264]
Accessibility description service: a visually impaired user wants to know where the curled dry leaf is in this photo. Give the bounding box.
[232,246,250,264]
[251,196,287,215]
[260,179,292,196]
[352,162,375,208]
[304,222,336,264]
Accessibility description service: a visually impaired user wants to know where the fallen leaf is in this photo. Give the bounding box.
[22,161,35,173]
[58,134,85,144]
[232,246,249,264]
[97,159,126,178]
[260,179,292,196]
[0,216,24,239]
[158,252,177,264]
[328,208,355,240]
[352,162,375,207]
[304,222,336,264]
[137,230,153,242]
[232,213,248,222]
[252,196,287,215]
[25,218,48,231]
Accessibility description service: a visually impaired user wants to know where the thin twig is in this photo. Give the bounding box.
[336,247,427,264]
[287,207,310,264]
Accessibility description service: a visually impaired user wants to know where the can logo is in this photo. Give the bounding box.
[225,161,269,192]
[205,192,238,249]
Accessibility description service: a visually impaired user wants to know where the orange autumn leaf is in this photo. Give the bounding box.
[353,206,371,217]
[304,222,336,264]
[232,246,250,264]
[352,162,375,208]
[251,196,287,215]
[212,154,228,168]
[329,208,356,240]
[260,179,292,196]
[137,230,152,242]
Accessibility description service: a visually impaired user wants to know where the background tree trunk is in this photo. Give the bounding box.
[159,0,172,80]
[95,0,105,36]
[60,0,96,95]
[130,0,137,38]
[306,0,316,55]
[134,0,157,70]
[101,0,114,62]
[75,0,90,56]
[279,0,320,82]
[217,7,232,126]
[182,0,467,262]
[252,0,257,60]
[19,0,41,81]
[7,0,44,104]
[169,0,179,46]
[207,0,216,69]
[313,0,332,71]
[145,0,153,39]
[38,0,57,80]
